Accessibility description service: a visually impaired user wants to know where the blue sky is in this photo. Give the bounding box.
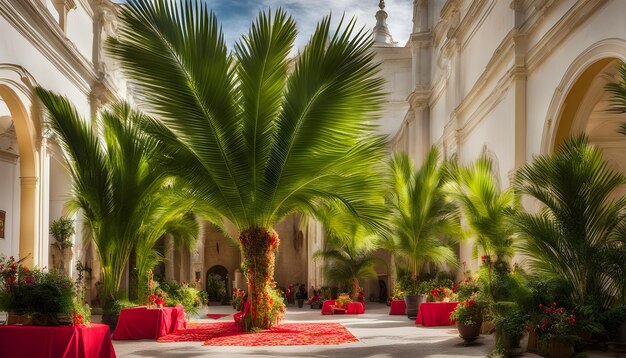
[114,1,414,50]
[212,0,413,50]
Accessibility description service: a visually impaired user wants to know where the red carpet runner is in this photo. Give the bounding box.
[157,322,358,346]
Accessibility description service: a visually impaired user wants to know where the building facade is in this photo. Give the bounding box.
[376,0,626,273]
[1,0,626,304]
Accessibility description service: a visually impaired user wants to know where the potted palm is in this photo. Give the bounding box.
[314,209,381,303]
[49,217,75,275]
[450,297,484,345]
[383,149,461,320]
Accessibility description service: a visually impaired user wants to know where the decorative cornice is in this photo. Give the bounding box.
[526,0,606,72]
[0,0,118,96]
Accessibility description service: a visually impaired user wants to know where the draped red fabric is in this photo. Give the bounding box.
[389,300,406,315]
[112,305,186,340]
[0,323,116,358]
[415,302,459,326]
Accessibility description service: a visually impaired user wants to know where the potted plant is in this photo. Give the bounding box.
[536,303,578,358]
[398,275,420,319]
[494,304,529,356]
[0,256,75,326]
[450,298,484,345]
[49,217,75,275]
[102,299,135,329]
[307,289,322,309]
[295,284,307,308]
[335,293,351,310]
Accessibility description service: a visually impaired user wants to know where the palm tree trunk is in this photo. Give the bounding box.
[351,278,360,301]
[239,227,281,331]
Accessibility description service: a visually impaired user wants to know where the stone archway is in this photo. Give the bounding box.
[542,40,626,196]
[542,39,626,154]
[0,65,42,268]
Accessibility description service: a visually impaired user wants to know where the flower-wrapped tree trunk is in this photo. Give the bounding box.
[239,228,280,330]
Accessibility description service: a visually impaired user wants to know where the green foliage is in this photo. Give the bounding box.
[446,155,520,262]
[456,273,481,301]
[493,302,529,337]
[605,63,626,135]
[315,208,381,299]
[320,287,332,300]
[450,298,484,325]
[160,280,205,316]
[109,0,388,331]
[103,299,136,316]
[36,88,198,306]
[383,149,461,279]
[49,217,75,250]
[514,136,626,309]
[205,274,226,302]
[0,258,74,325]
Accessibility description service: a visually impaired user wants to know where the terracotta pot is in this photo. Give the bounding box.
[548,341,574,358]
[7,312,32,325]
[457,321,482,345]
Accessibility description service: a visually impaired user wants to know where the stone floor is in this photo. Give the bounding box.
[110,303,613,358]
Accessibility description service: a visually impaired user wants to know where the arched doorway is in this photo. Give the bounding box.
[543,42,626,196]
[0,66,43,268]
[206,265,229,303]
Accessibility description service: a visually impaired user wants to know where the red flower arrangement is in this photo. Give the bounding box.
[430,287,453,302]
[536,302,577,343]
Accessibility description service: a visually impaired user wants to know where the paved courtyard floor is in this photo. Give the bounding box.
[111,303,612,358]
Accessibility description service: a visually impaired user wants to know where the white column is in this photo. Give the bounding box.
[37,131,51,269]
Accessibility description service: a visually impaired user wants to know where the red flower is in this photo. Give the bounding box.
[9,256,14,261]
[481,256,486,263]
[155,298,164,305]
[10,265,16,271]
[24,277,33,284]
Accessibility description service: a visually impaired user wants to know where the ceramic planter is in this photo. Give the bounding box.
[457,321,482,345]
[404,295,418,319]
[297,299,304,308]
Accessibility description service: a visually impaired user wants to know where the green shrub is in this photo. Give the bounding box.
[160,280,205,316]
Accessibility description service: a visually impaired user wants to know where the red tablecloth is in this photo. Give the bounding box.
[0,323,115,358]
[389,300,406,315]
[321,300,365,315]
[112,305,186,340]
[415,302,459,326]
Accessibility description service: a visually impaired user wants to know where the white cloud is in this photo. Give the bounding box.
[213,0,414,51]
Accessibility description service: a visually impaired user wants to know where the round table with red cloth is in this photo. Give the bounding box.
[113,305,187,340]
[389,300,406,315]
[0,323,115,358]
[415,302,459,326]
[321,300,365,315]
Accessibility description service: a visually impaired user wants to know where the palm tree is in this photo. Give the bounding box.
[605,63,626,135]
[383,149,461,288]
[109,1,387,330]
[36,88,198,307]
[315,209,382,300]
[514,136,626,308]
[446,155,519,266]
